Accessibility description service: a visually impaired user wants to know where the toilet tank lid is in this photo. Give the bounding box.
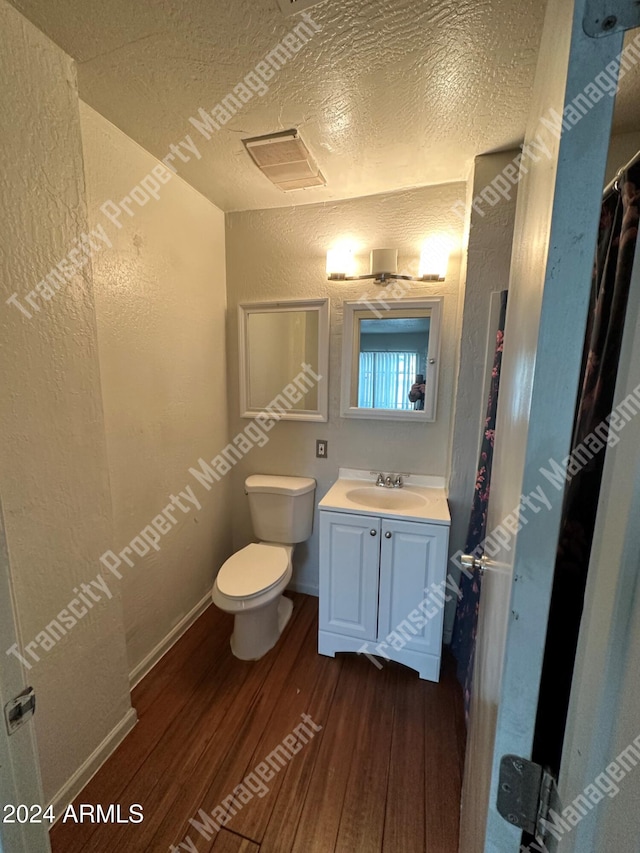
[245,474,316,496]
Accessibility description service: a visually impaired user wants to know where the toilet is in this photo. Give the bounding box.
[212,474,316,661]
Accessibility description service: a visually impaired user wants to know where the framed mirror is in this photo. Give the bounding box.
[341,297,442,421]
[239,299,329,422]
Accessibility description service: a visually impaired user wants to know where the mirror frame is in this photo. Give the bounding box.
[239,298,330,422]
[340,297,443,422]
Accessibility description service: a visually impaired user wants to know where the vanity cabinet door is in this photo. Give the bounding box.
[378,519,449,655]
[319,512,381,642]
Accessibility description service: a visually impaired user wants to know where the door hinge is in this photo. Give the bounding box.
[4,686,36,735]
[497,754,558,843]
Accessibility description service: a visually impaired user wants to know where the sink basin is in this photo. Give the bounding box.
[319,473,450,525]
[345,486,427,511]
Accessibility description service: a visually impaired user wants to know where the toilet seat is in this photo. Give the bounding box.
[216,543,289,599]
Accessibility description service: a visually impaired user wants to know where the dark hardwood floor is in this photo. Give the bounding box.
[50,593,465,853]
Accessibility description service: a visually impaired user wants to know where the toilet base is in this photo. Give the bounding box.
[230,595,294,661]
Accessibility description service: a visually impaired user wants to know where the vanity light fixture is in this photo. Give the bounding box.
[326,243,449,283]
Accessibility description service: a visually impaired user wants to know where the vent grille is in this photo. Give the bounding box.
[276,0,326,18]
[243,130,326,192]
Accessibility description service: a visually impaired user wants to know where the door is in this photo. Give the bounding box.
[378,519,448,656]
[0,497,50,853]
[318,511,380,641]
[458,1,629,850]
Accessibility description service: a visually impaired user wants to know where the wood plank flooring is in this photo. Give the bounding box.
[50,593,465,853]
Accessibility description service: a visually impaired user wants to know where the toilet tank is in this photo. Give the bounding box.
[245,475,316,543]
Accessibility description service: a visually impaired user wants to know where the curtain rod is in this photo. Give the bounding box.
[603,148,640,199]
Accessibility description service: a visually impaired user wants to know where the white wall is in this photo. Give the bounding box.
[80,104,232,678]
[0,0,131,804]
[445,150,519,642]
[225,185,465,594]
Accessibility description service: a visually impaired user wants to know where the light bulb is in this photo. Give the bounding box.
[419,236,452,280]
[326,246,355,278]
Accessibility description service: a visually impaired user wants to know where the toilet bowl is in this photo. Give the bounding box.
[212,543,294,660]
[212,474,316,661]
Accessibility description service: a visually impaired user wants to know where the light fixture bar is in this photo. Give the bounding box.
[327,272,444,283]
[326,243,448,284]
[327,272,416,282]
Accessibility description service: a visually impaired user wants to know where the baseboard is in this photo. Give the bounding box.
[48,707,137,821]
[286,579,318,597]
[129,592,212,689]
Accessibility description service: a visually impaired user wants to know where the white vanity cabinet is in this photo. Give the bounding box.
[318,508,450,681]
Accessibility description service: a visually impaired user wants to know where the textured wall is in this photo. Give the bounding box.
[0,0,131,803]
[226,184,465,593]
[445,150,519,642]
[80,104,232,676]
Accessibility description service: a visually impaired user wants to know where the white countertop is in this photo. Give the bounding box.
[318,469,451,526]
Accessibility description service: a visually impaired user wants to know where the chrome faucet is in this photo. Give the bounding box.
[373,472,405,488]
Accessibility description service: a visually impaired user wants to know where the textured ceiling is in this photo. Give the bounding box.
[8,0,638,211]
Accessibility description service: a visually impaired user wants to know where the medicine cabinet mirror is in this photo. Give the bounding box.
[239,298,329,422]
[341,297,442,421]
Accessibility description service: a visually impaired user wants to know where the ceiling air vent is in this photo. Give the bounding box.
[243,130,326,191]
[276,0,326,18]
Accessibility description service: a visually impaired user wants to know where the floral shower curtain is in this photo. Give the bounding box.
[533,159,640,773]
[450,290,508,720]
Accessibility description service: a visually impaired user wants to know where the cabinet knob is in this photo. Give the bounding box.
[385,531,392,539]
[370,529,377,536]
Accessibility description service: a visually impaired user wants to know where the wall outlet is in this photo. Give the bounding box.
[316,440,328,459]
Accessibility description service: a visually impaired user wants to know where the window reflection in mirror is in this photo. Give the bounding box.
[357,316,430,410]
[341,299,442,421]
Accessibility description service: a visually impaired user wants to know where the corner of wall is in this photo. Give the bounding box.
[444,150,520,643]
